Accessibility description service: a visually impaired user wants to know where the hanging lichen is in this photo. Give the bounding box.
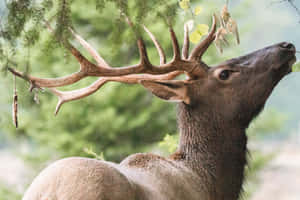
[12,75,18,128]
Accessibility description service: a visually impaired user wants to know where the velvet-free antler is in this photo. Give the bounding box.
[9,15,217,114]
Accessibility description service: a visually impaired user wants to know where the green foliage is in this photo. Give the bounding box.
[159,134,179,153]
[0,0,180,66]
[83,147,106,160]
[4,0,32,40]
[55,0,73,45]
[292,62,300,72]
[3,0,51,46]
[0,183,21,200]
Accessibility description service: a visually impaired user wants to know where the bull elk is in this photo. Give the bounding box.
[9,13,296,200]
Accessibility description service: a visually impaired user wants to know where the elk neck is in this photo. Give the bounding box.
[174,102,248,199]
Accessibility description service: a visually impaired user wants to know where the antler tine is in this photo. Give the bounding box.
[169,27,181,61]
[69,28,110,68]
[8,52,185,88]
[8,67,86,88]
[137,39,151,66]
[50,78,108,115]
[9,17,196,91]
[143,25,166,65]
[51,71,183,115]
[182,23,190,60]
[124,16,151,66]
[189,14,217,61]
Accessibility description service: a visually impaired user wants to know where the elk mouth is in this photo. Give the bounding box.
[268,42,296,76]
[283,55,296,75]
[276,42,297,75]
[279,43,297,74]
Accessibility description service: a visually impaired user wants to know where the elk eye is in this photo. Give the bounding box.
[219,70,231,80]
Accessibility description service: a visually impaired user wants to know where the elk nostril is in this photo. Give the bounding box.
[280,42,295,51]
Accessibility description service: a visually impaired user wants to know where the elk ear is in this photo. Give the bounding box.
[140,80,190,104]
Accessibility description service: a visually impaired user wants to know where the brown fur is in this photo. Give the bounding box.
[169,151,186,160]
[123,153,167,168]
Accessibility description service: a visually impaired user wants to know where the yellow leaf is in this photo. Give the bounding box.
[190,31,202,44]
[179,0,190,11]
[196,24,209,36]
[194,6,203,15]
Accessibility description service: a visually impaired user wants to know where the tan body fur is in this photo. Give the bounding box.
[23,155,209,200]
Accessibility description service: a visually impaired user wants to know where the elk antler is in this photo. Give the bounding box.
[68,28,110,68]
[51,71,182,115]
[50,23,180,115]
[182,22,190,60]
[9,15,217,114]
[189,14,217,61]
[143,25,166,65]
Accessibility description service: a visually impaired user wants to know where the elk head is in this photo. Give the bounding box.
[9,15,296,130]
[149,42,297,129]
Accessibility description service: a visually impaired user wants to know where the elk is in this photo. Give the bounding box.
[9,13,296,200]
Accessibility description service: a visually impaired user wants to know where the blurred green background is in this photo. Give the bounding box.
[1,0,300,199]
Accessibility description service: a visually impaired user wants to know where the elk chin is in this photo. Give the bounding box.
[274,51,296,69]
[273,56,296,81]
[286,56,297,74]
